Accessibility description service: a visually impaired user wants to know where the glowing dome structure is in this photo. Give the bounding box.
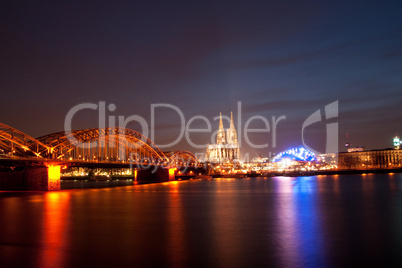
[272,147,317,162]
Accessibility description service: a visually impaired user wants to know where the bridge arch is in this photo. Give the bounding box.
[37,128,168,163]
[0,122,51,158]
[164,150,199,166]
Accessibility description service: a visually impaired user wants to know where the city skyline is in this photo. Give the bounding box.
[1,1,402,156]
[2,2,402,266]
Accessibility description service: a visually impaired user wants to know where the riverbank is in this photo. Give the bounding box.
[245,167,402,177]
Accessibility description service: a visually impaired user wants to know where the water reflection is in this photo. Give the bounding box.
[273,177,327,267]
[1,175,402,267]
[38,192,71,268]
[0,196,27,265]
[274,177,301,267]
[166,181,185,267]
[212,178,245,267]
[293,177,326,267]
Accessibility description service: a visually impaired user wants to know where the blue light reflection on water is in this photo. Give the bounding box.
[273,176,326,267]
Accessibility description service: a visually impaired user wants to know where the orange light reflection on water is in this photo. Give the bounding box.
[167,181,185,266]
[38,191,71,267]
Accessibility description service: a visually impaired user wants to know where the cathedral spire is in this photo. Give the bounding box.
[227,111,238,146]
[217,112,226,144]
[230,111,235,130]
[219,112,224,131]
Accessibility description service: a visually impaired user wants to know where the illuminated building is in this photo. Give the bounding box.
[270,147,318,171]
[317,153,337,165]
[338,149,402,169]
[205,112,240,163]
[272,147,317,162]
[348,147,364,152]
[251,157,269,163]
[338,135,402,169]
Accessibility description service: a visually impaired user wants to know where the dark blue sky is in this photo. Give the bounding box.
[1,0,402,157]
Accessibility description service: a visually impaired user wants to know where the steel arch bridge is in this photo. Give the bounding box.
[164,150,198,166]
[0,123,199,165]
[36,128,169,163]
[0,122,51,158]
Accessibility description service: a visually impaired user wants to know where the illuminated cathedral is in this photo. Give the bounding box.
[205,112,241,163]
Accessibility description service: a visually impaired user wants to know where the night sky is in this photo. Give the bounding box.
[1,1,402,158]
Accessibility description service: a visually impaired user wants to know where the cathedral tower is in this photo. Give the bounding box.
[205,112,241,163]
[217,113,226,145]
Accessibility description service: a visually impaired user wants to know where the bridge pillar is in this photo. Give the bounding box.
[45,165,61,190]
[25,166,61,191]
[0,166,61,191]
[168,168,176,181]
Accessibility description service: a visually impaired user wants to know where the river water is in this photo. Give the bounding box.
[1,174,402,267]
